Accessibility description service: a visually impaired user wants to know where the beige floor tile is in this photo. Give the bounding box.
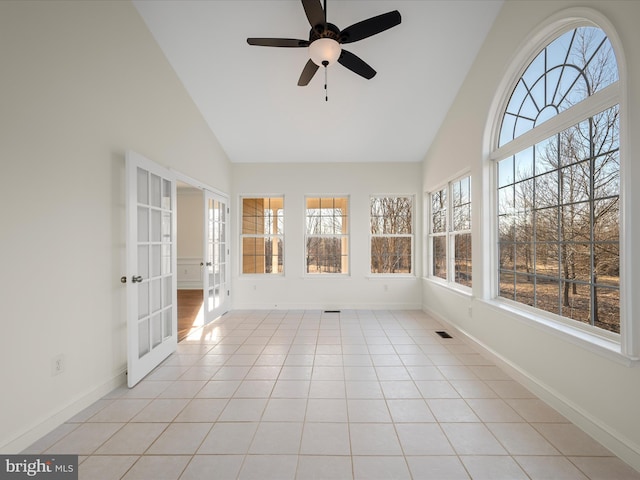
[146,422,211,454]
[25,310,640,480]
[347,399,391,422]
[568,456,640,480]
[46,423,123,455]
[249,422,303,454]
[487,422,560,455]
[180,455,244,480]
[78,455,138,480]
[441,423,507,455]
[349,423,402,455]
[300,423,351,455]
[195,380,240,398]
[306,398,348,422]
[514,456,589,479]
[395,423,455,455]
[233,379,276,398]
[262,398,307,422]
[466,398,524,422]
[121,455,190,480]
[95,422,167,454]
[88,399,150,422]
[387,399,436,423]
[380,380,421,399]
[197,422,258,454]
[406,456,470,479]
[533,423,613,456]
[296,455,353,480]
[238,454,298,480]
[157,380,207,398]
[353,456,410,479]
[174,398,228,422]
[427,399,481,422]
[131,398,190,422]
[460,455,528,479]
[218,398,268,421]
[272,380,311,398]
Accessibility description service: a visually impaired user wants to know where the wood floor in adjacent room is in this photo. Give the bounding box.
[177,289,203,342]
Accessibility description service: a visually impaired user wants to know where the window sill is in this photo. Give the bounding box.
[367,274,416,279]
[482,299,640,367]
[422,276,473,297]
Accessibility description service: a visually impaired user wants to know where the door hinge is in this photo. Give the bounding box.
[227,290,230,296]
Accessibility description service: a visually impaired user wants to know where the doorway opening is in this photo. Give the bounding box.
[176,181,205,341]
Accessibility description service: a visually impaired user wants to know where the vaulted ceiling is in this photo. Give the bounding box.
[134,0,504,164]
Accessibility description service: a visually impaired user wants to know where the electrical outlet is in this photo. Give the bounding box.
[52,354,65,376]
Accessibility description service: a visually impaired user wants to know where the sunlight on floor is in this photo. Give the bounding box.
[184,302,221,343]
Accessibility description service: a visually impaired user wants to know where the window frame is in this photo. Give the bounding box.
[369,195,415,276]
[486,14,630,354]
[427,174,472,290]
[240,195,284,275]
[304,195,350,276]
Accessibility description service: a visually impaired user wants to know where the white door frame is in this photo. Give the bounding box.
[171,170,230,324]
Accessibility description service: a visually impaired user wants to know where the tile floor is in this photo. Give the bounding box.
[24,310,640,479]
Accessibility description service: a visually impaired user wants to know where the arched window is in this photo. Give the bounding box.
[494,25,620,335]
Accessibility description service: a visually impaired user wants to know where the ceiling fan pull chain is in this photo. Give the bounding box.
[323,60,329,101]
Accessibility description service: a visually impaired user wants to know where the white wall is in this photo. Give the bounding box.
[422,0,640,470]
[0,1,231,452]
[231,162,422,310]
[177,187,204,289]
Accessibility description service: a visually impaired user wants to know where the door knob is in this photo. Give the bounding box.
[132,275,143,283]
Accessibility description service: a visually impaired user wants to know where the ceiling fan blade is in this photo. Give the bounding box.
[340,10,401,44]
[301,0,325,28]
[298,59,319,86]
[338,50,376,80]
[247,38,309,47]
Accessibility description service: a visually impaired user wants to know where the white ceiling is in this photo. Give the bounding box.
[134,0,503,164]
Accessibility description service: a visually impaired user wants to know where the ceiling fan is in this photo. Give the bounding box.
[247,0,401,87]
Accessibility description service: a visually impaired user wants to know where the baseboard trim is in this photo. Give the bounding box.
[232,302,423,311]
[423,304,640,472]
[1,370,127,454]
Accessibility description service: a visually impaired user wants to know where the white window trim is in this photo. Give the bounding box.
[369,195,415,277]
[483,7,636,360]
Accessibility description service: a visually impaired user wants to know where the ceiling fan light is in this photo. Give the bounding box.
[309,38,341,66]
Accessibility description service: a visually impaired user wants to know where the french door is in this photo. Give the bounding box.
[126,151,177,387]
[203,190,229,323]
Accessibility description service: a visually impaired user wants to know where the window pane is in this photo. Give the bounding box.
[432,236,446,280]
[496,25,620,334]
[371,237,412,274]
[306,236,348,274]
[454,233,472,287]
[431,189,447,233]
[499,27,619,146]
[242,197,284,274]
[305,197,349,274]
[370,197,412,235]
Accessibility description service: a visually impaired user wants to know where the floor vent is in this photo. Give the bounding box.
[436,331,453,339]
[324,310,341,313]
